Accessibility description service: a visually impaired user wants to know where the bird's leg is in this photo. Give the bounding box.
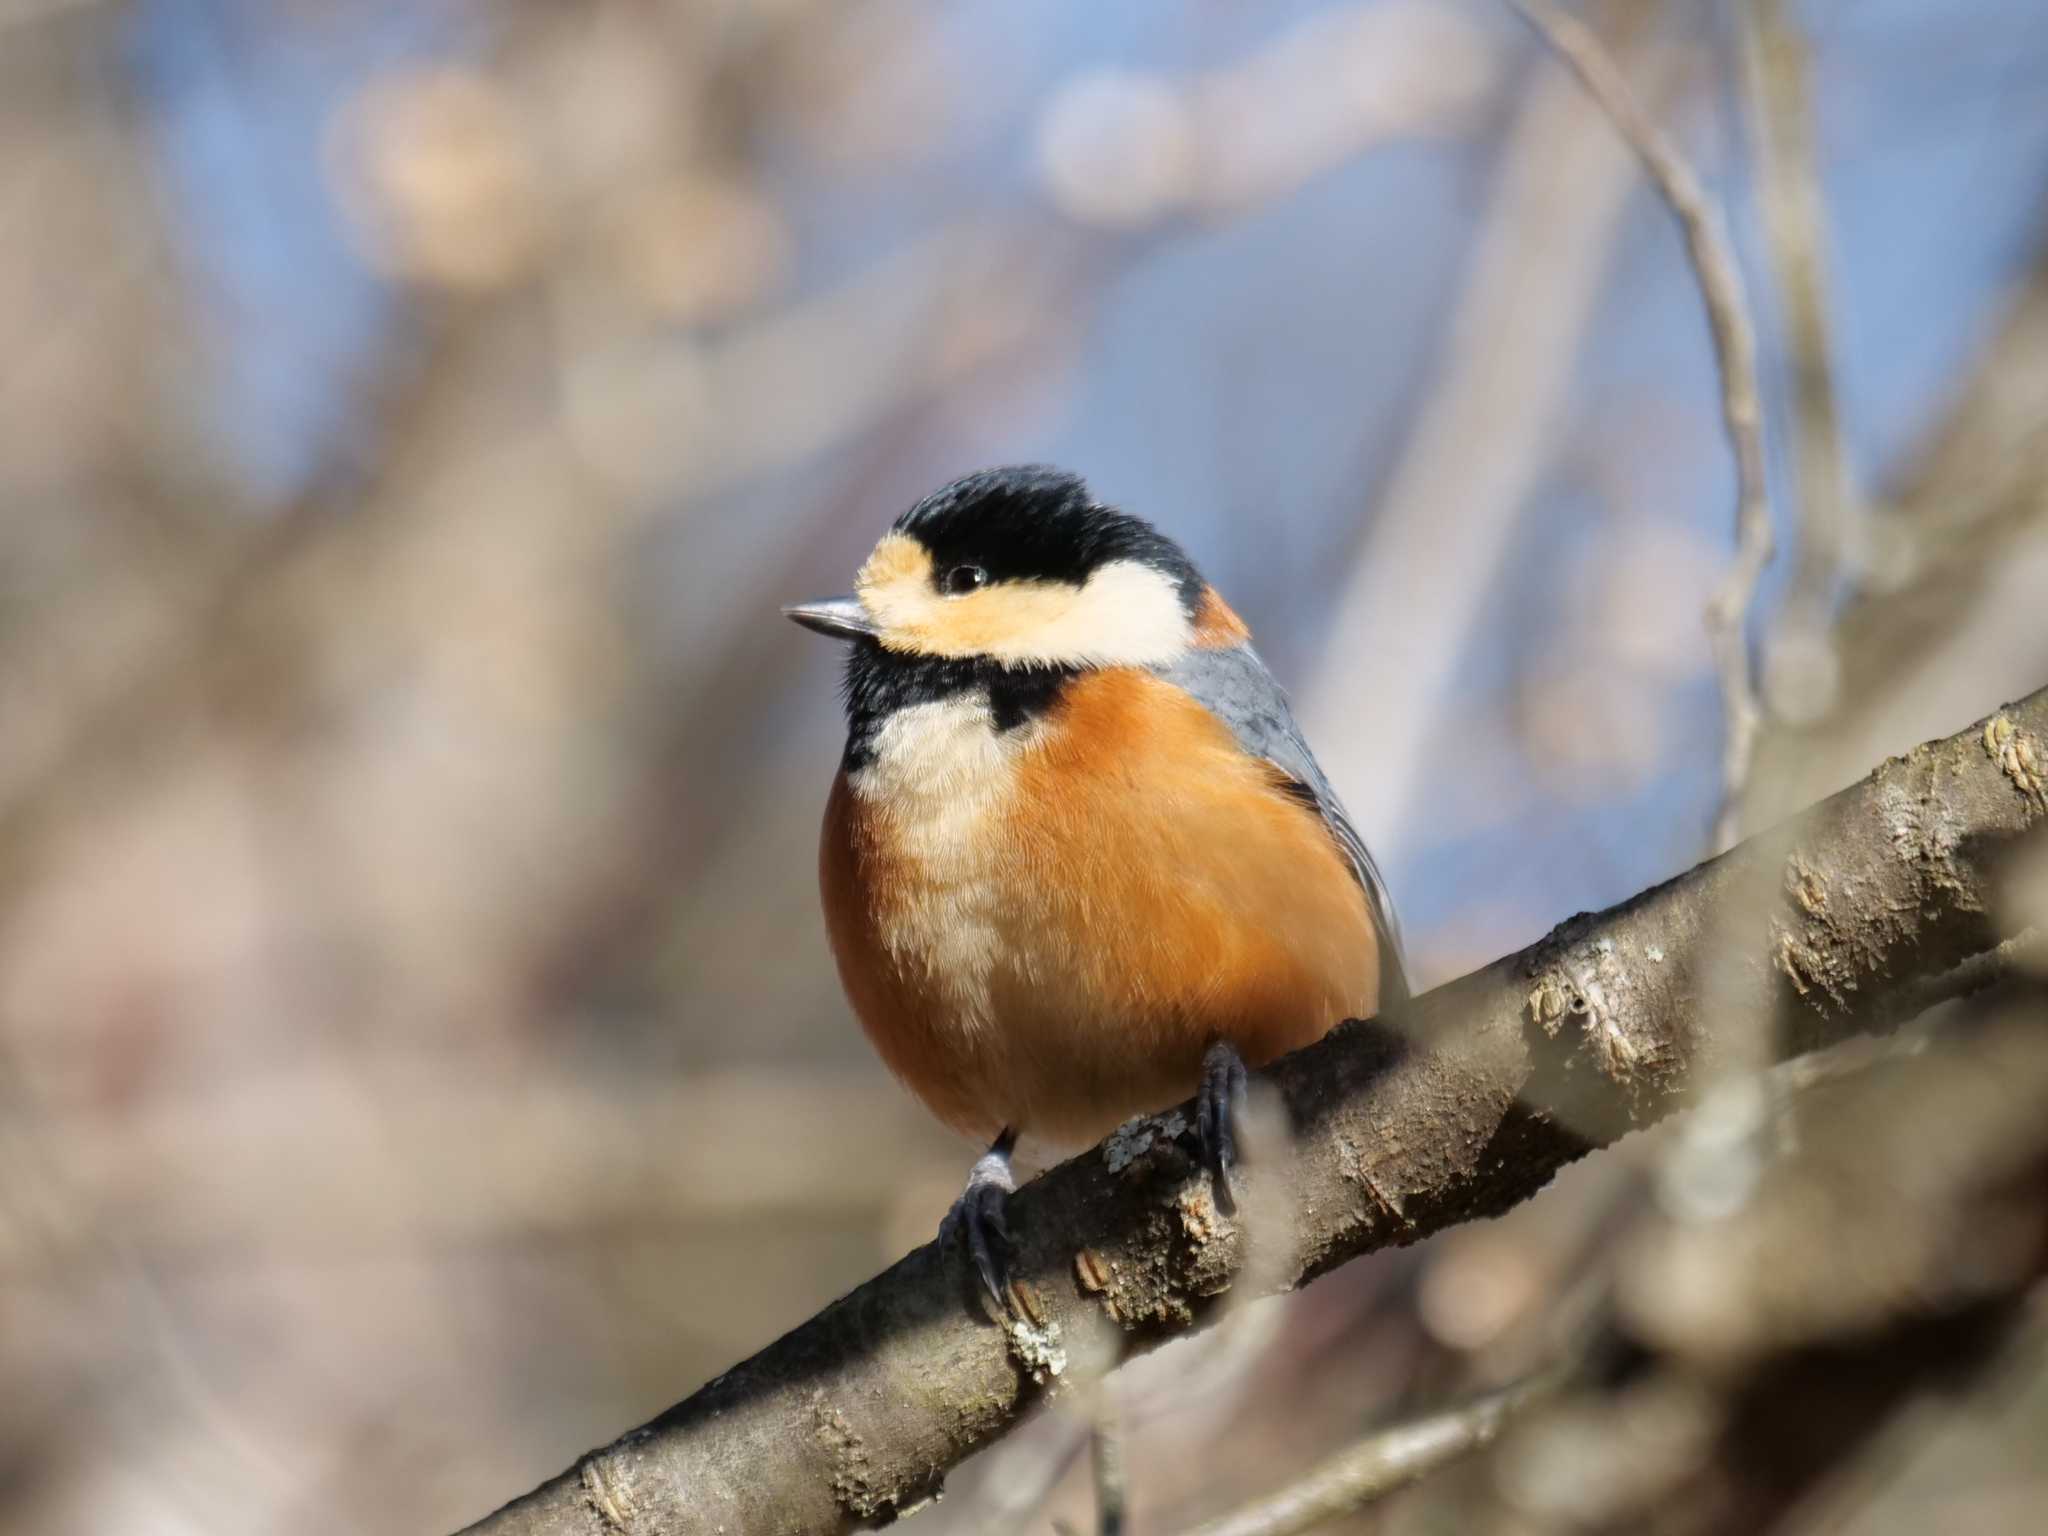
[1197,1039,1249,1215]
[940,1127,1018,1310]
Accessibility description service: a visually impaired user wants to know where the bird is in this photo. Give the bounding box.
[785,466,1405,1308]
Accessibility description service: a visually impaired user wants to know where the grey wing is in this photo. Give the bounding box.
[1153,644,1409,1006]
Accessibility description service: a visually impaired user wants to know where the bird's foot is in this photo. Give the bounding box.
[940,1129,1018,1312]
[1197,1040,1249,1215]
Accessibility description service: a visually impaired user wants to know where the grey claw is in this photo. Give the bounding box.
[963,1182,1012,1310]
[944,1129,1019,1313]
[1199,1041,1249,1215]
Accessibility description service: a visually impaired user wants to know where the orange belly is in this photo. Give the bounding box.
[820,668,1380,1148]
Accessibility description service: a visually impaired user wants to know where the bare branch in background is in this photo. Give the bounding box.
[1507,0,1775,853]
[1748,250,2048,827]
[1742,0,1857,737]
[1177,1370,1567,1536]
[1090,1399,1127,1536]
[1423,996,2048,1534]
[454,683,2048,1536]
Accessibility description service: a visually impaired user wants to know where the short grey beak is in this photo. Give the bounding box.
[783,595,876,641]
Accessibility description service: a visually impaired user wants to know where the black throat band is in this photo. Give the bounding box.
[840,641,1075,772]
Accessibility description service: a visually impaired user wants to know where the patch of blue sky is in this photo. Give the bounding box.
[123,0,472,508]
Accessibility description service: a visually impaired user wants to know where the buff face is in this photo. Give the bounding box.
[851,531,1195,669]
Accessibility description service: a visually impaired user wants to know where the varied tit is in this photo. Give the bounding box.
[787,466,1406,1307]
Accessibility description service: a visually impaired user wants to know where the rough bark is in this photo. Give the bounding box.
[455,685,2048,1536]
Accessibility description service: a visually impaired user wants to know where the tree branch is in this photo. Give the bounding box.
[454,686,2048,1536]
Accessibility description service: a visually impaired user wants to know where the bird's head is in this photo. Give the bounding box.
[784,466,1210,670]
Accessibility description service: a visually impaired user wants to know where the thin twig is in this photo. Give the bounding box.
[1508,0,1775,852]
[1092,1397,1127,1536]
[1176,1371,1568,1536]
[1741,0,1855,728]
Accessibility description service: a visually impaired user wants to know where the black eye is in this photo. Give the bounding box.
[940,564,988,595]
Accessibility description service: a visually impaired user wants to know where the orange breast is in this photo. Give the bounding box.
[820,669,1380,1148]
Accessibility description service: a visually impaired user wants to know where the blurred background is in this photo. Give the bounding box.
[4,0,2048,1532]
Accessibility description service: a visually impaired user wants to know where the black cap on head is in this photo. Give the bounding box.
[894,466,1204,610]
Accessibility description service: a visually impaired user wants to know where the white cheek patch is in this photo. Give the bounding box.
[861,556,1193,668]
[849,693,1040,1037]
[984,560,1193,667]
